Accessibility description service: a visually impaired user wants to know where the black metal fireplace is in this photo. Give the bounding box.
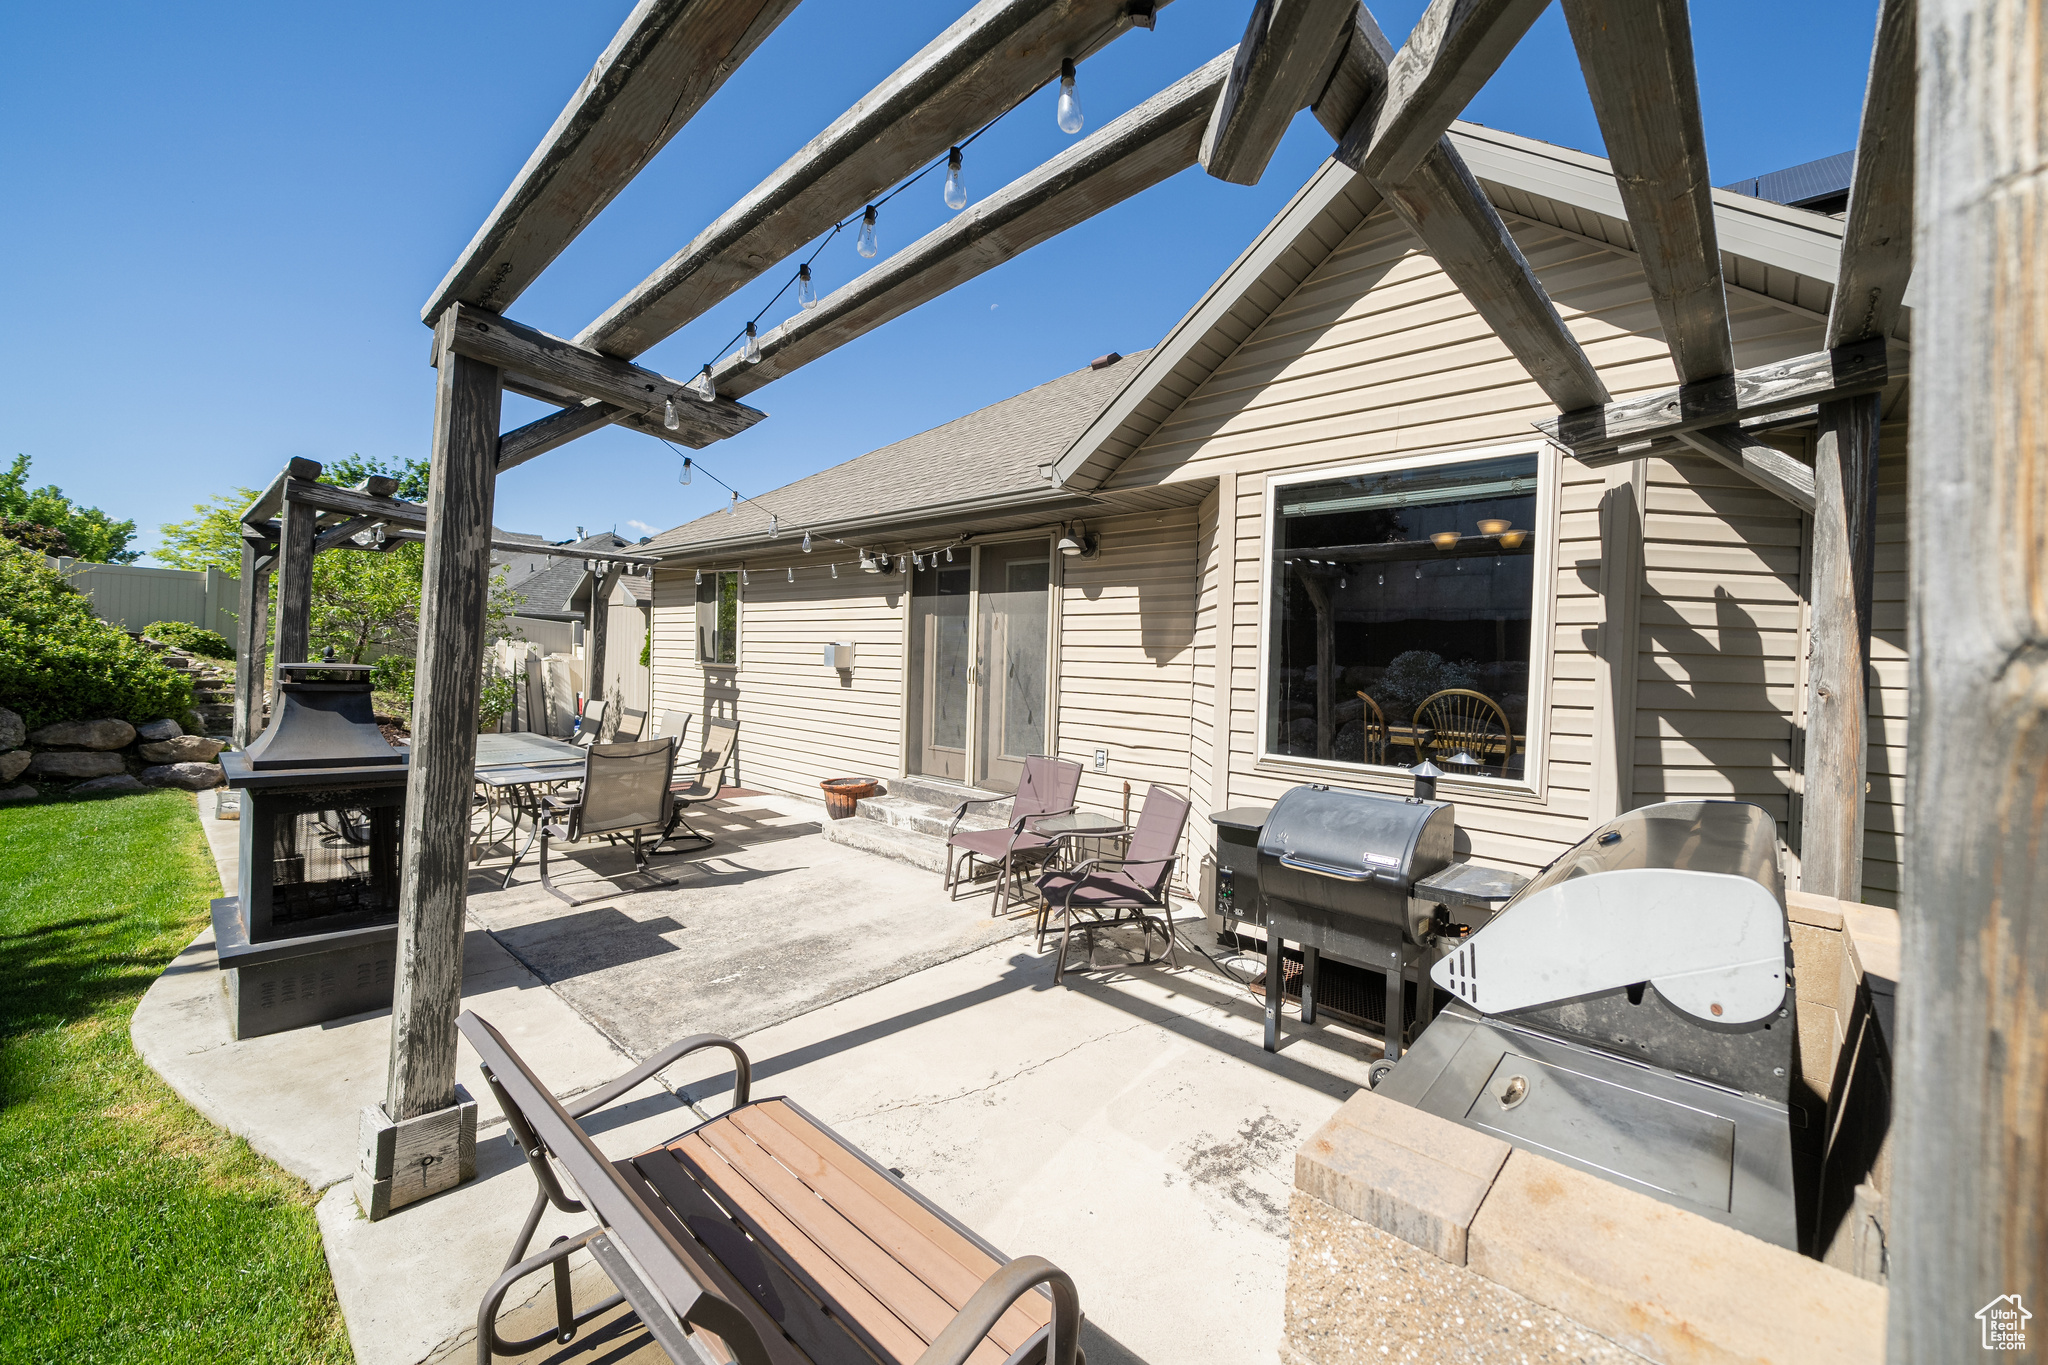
[212,661,409,1039]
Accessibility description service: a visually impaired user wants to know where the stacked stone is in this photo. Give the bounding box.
[141,641,235,739]
[0,707,227,801]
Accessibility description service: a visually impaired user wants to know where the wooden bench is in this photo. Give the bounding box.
[458,1011,1081,1365]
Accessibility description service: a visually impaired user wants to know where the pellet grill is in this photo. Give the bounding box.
[1376,799,1803,1248]
[213,661,409,1039]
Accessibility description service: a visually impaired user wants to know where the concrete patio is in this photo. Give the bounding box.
[137,788,1384,1365]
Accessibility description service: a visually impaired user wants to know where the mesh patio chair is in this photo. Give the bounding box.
[610,707,646,741]
[649,709,692,751]
[534,738,678,907]
[570,698,608,748]
[943,755,1083,918]
[1034,785,1192,984]
[655,718,738,854]
[1412,688,1516,777]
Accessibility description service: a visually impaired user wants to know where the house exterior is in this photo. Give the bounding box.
[642,123,1911,908]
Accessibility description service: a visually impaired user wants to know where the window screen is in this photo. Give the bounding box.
[1266,453,1540,779]
[696,571,739,665]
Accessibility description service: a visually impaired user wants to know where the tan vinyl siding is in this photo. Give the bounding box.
[1106,201,1883,883]
[649,561,905,795]
[1860,427,1908,906]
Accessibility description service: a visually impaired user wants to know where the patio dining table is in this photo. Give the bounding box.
[471,732,587,868]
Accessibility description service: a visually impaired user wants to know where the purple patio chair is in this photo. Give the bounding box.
[1034,785,1192,983]
[942,755,1083,917]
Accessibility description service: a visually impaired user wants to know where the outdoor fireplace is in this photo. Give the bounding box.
[213,661,409,1039]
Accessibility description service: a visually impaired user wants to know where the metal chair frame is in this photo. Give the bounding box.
[535,738,679,906]
[942,756,1083,918]
[656,719,738,855]
[1035,785,1192,984]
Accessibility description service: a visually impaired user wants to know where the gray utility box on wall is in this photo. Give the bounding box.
[213,661,408,1040]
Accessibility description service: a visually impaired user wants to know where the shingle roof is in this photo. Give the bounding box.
[506,532,640,617]
[642,351,1149,556]
[1720,151,1856,209]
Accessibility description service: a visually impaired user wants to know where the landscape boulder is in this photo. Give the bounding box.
[141,762,225,791]
[0,708,22,751]
[136,718,184,742]
[27,751,127,779]
[138,735,226,764]
[27,718,137,751]
[73,774,148,795]
[0,784,36,802]
[0,751,28,783]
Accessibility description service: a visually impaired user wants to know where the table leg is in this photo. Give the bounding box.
[1300,946,1319,1025]
[1263,935,1283,1053]
[1384,964,1404,1062]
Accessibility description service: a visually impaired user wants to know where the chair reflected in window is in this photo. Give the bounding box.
[1342,691,1390,767]
[1412,688,1516,778]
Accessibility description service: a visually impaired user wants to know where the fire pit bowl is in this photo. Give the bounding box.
[820,776,880,820]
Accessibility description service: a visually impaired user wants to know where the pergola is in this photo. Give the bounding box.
[371,0,2038,1352]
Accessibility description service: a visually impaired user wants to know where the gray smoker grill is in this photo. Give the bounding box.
[1375,799,1804,1249]
[1255,785,1455,1056]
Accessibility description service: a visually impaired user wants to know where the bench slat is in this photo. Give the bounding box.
[627,1149,880,1365]
[681,1125,984,1358]
[675,1130,981,1365]
[729,1103,1049,1350]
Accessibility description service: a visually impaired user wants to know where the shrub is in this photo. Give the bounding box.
[478,670,517,734]
[0,544,193,729]
[145,620,235,661]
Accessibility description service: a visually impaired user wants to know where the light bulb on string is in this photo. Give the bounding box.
[678,456,693,485]
[943,147,966,210]
[728,492,738,516]
[769,515,779,538]
[694,568,702,586]
[740,566,749,585]
[944,546,953,563]
[796,263,817,310]
[1057,58,1083,134]
[787,567,794,583]
[742,321,761,364]
[802,532,813,553]
[691,365,715,401]
[830,562,838,578]
[663,396,679,430]
[857,206,878,258]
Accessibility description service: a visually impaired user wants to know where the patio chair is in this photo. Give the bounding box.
[943,755,1083,918]
[570,697,608,748]
[655,718,738,854]
[611,706,646,741]
[533,738,678,907]
[1035,785,1192,984]
[1412,688,1515,777]
[1353,690,1390,766]
[649,709,692,752]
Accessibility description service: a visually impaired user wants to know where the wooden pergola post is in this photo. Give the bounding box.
[361,310,501,1215]
[1799,395,1883,897]
[585,560,624,728]
[232,535,273,746]
[1889,0,2047,1354]
[271,488,316,682]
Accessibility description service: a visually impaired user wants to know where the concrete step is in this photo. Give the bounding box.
[854,793,1002,839]
[819,814,950,874]
[883,774,1013,821]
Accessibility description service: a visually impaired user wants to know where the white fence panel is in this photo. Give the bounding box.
[51,559,235,639]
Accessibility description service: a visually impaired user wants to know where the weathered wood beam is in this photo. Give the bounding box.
[498,401,622,471]
[271,491,316,682]
[580,0,1160,359]
[382,527,658,566]
[1672,424,1817,514]
[1538,337,1888,454]
[1327,7,1608,412]
[709,51,1233,400]
[1562,0,1733,384]
[232,541,270,747]
[1333,0,1549,185]
[442,303,764,444]
[1200,0,1360,186]
[1892,0,2048,1347]
[387,311,502,1126]
[585,562,626,719]
[1570,405,1822,468]
[242,457,322,528]
[284,478,428,526]
[313,516,383,553]
[421,0,802,323]
[1826,0,1916,349]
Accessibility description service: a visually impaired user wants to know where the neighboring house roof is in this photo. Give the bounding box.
[1052,122,1864,492]
[506,531,640,619]
[642,352,1150,559]
[1721,150,1856,212]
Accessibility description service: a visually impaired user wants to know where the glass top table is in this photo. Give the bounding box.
[474,732,585,772]
[1029,812,1129,837]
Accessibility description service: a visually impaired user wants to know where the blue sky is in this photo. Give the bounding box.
[2,1,1880,560]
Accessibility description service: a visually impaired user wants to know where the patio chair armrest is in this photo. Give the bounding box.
[946,796,1004,836]
[565,1034,752,1119]
[914,1256,1080,1365]
[1053,854,1178,900]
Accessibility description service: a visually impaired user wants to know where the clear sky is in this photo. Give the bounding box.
[2,1,1881,561]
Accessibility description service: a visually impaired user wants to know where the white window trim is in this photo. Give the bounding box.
[696,568,742,669]
[1253,440,1561,799]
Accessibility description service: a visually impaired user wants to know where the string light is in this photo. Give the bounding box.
[690,366,715,401]
[663,396,679,430]
[695,568,702,586]
[787,567,794,583]
[769,515,779,538]
[1057,58,1083,134]
[742,321,761,364]
[740,566,749,585]
[830,562,838,578]
[945,547,953,562]
[944,147,966,210]
[802,531,812,553]
[678,456,693,484]
[728,491,738,516]
[797,263,817,309]
[857,206,879,258]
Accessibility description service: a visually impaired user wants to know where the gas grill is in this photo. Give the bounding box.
[1375,799,1804,1249]
[1253,784,1456,1057]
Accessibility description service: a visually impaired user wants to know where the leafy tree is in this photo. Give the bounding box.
[0,543,192,728]
[0,456,140,563]
[323,454,431,502]
[156,487,262,577]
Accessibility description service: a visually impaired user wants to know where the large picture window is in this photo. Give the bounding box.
[1264,451,1542,781]
[696,570,739,665]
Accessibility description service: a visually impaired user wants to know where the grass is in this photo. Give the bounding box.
[0,788,352,1364]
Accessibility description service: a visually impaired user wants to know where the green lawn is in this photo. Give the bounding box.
[0,789,352,1364]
